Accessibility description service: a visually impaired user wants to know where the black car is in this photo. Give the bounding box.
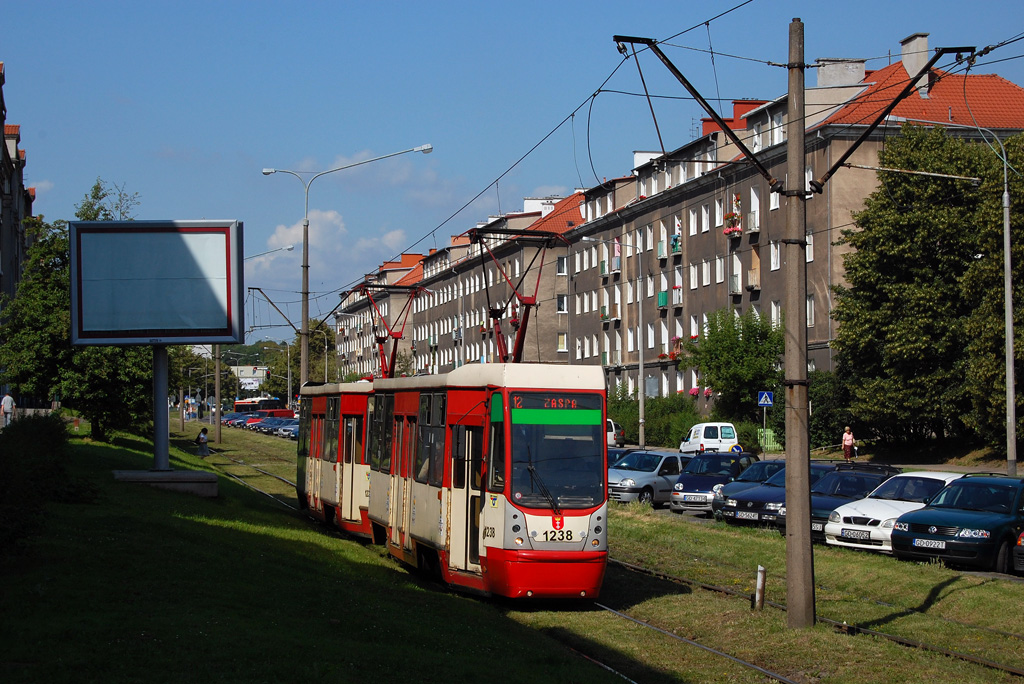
[1015,531,1024,574]
[891,475,1024,573]
[720,462,838,526]
[711,459,786,520]
[669,451,759,515]
[776,463,902,542]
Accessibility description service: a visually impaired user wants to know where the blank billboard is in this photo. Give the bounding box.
[69,220,244,345]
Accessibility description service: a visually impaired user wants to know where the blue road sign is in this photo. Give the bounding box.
[758,391,774,407]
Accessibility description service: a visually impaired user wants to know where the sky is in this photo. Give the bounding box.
[4,0,1023,342]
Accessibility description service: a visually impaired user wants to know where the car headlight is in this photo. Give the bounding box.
[893,521,909,532]
[674,482,684,491]
[621,478,636,488]
[957,528,991,539]
[881,518,896,529]
[828,511,841,523]
[714,488,725,500]
[778,507,787,517]
[765,502,783,512]
[724,499,738,508]
[712,483,724,494]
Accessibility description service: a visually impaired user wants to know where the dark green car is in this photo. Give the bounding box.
[891,475,1024,574]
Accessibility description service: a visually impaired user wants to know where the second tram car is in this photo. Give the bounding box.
[296,363,608,598]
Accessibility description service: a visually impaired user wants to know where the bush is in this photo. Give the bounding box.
[609,383,700,448]
[736,422,763,455]
[0,413,85,552]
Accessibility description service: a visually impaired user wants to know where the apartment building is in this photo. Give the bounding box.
[0,63,35,302]
[339,32,1024,398]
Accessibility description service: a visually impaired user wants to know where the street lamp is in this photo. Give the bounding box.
[245,244,295,261]
[262,143,433,386]
[582,236,648,448]
[264,338,292,408]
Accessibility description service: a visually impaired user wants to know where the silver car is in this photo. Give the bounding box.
[608,450,685,506]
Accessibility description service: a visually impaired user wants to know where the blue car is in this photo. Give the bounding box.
[720,462,837,526]
[776,463,901,541]
[669,451,759,515]
[892,475,1024,573]
[711,459,786,520]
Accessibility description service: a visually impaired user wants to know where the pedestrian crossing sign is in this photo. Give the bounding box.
[758,391,774,407]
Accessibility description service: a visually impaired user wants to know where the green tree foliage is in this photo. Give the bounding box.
[679,308,784,423]
[608,381,700,448]
[961,134,1024,449]
[833,125,990,443]
[0,180,152,441]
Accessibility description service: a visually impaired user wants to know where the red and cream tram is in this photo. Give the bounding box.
[296,364,608,598]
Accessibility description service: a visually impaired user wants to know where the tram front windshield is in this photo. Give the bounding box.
[508,392,604,510]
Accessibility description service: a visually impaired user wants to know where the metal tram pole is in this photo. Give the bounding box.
[782,17,815,629]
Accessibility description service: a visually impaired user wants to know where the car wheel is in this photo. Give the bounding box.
[994,540,1011,574]
[638,488,654,506]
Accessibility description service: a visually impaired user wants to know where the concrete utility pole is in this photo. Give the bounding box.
[783,17,815,629]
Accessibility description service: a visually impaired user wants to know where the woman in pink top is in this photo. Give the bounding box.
[842,426,855,462]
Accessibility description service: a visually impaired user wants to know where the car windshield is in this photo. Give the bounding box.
[736,461,782,483]
[762,468,787,487]
[929,481,1018,513]
[811,472,884,499]
[870,475,948,503]
[683,454,739,476]
[612,451,663,473]
[508,392,605,510]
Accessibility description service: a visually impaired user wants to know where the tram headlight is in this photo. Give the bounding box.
[591,538,600,547]
[514,537,524,546]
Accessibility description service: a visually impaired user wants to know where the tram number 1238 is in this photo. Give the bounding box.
[543,529,574,542]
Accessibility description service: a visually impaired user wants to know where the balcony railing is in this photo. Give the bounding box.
[672,288,683,306]
[747,269,761,291]
[657,241,667,259]
[728,274,742,295]
[657,290,669,308]
[747,211,760,233]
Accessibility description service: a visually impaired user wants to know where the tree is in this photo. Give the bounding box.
[679,308,784,422]
[833,125,988,443]
[0,179,150,441]
[960,134,1024,450]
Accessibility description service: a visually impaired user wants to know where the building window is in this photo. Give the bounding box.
[556,256,567,275]
[701,204,710,233]
[770,241,781,271]
[752,122,762,152]
[715,198,724,227]
[806,231,814,263]
[771,300,782,328]
[715,256,724,284]
[690,263,698,289]
[556,294,568,313]
[807,294,815,327]
[557,333,568,352]
[702,259,711,287]
[689,208,698,236]
[772,112,785,145]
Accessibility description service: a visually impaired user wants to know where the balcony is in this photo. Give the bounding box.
[747,211,760,234]
[728,274,742,296]
[610,255,621,274]
[672,288,683,306]
[671,235,682,255]
[746,269,761,291]
[657,290,669,308]
[657,241,667,259]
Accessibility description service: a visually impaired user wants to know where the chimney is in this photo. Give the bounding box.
[900,32,930,98]
[815,58,866,87]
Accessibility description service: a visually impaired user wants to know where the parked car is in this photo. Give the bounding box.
[274,418,299,437]
[777,463,902,542]
[219,412,243,425]
[227,413,255,427]
[711,459,786,520]
[281,424,299,440]
[607,447,636,469]
[824,471,966,553]
[608,450,686,506]
[607,419,626,448]
[720,462,838,526]
[253,417,288,433]
[891,475,1024,573]
[679,422,738,455]
[670,451,759,515]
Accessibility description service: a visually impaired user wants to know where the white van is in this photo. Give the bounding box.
[679,422,738,454]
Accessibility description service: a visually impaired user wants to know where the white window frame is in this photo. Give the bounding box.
[770,241,781,271]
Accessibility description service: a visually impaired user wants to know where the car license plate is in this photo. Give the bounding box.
[683,495,707,502]
[912,538,946,549]
[811,522,823,532]
[736,511,759,520]
[841,528,872,540]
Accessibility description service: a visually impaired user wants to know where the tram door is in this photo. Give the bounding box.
[447,424,483,571]
[309,410,324,512]
[320,398,340,517]
[340,414,363,522]
[390,415,415,549]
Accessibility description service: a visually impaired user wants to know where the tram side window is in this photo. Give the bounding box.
[342,415,363,464]
[379,394,394,473]
[297,398,311,459]
[487,394,505,493]
[416,393,447,486]
[324,398,340,464]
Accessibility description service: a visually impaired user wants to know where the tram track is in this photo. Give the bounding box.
[609,556,1024,679]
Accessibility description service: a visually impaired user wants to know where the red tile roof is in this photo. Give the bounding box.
[823,62,1024,129]
[524,192,584,236]
[4,124,19,136]
[393,261,423,287]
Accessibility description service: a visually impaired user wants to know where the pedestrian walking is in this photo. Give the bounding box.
[195,427,210,458]
[842,426,855,462]
[2,391,15,427]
